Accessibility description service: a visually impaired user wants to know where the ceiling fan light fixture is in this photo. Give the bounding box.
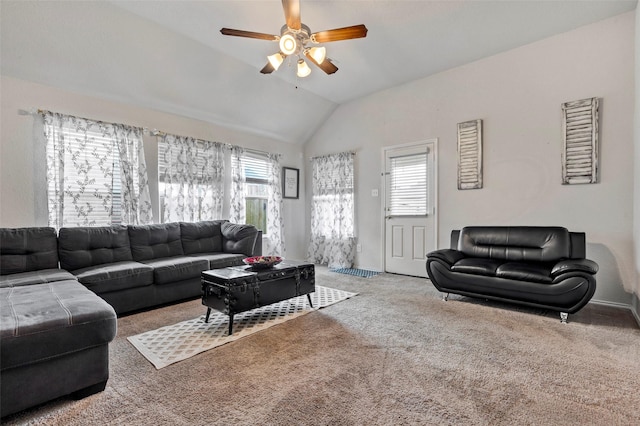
[308,46,326,64]
[297,58,311,77]
[267,52,284,70]
[279,33,297,55]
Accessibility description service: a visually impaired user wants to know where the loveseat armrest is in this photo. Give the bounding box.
[551,258,599,277]
[221,222,259,257]
[427,249,466,267]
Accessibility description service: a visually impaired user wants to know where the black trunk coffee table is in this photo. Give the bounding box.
[201,260,315,335]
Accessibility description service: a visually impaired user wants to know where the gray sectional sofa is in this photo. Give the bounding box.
[0,220,261,418]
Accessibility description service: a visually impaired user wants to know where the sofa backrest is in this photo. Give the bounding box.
[58,225,133,271]
[0,227,59,274]
[180,220,226,255]
[221,222,259,257]
[128,222,184,261]
[457,226,571,262]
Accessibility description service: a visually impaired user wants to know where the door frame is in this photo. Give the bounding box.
[381,138,439,274]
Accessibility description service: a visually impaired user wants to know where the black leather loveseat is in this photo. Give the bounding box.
[426,226,598,322]
[0,220,261,417]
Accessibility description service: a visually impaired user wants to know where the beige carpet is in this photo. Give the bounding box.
[4,267,640,425]
[128,286,357,369]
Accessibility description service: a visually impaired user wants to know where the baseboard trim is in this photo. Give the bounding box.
[631,294,640,328]
[590,297,640,328]
[589,299,630,309]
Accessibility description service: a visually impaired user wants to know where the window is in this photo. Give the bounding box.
[386,151,429,216]
[243,154,269,234]
[42,111,152,228]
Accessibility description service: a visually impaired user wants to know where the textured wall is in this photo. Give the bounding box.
[305,12,636,305]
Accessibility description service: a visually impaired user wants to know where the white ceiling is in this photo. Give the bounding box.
[1,1,636,144]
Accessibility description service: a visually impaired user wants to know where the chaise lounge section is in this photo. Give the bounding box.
[426,226,598,322]
[1,227,117,417]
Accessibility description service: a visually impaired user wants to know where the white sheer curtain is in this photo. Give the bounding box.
[158,134,225,222]
[42,111,153,228]
[307,152,356,269]
[114,124,153,225]
[264,153,285,256]
[229,148,285,257]
[229,145,246,224]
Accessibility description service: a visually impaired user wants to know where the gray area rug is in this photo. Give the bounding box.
[4,266,640,425]
[128,286,357,369]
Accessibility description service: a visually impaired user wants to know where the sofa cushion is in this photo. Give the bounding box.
[0,227,59,275]
[128,223,184,261]
[221,222,259,256]
[58,225,133,271]
[0,280,117,370]
[180,221,226,254]
[73,261,154,293]
[0,269,77,288]
[188,253,246,269]
[458,226,570,262]
[451,258,502,277]
[496,262,553,284]
[141,256,209,285]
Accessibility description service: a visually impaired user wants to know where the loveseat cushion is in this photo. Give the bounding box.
[58,225,133,271]
[141,256,209,285]
[496,262,553,284]
[0,269,77,288]
[72,261,154,293]
[128,223,184,261]
[221,222,259,256]
[180,220,226,254]
[458,226,570,262]
[0,227,59,275]
[0,280,117,370]
[451,258,503,277]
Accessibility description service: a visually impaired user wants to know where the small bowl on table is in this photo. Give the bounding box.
[243,255,282,270]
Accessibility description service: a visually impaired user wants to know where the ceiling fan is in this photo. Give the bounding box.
[220,0,368,78]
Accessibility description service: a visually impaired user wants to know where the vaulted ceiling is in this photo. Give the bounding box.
[1,1,636,144]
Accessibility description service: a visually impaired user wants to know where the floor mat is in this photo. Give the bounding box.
[330,268,381,278]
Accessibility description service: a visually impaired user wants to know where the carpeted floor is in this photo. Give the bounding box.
[4,266,640,425]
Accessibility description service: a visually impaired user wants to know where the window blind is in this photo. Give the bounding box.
[387,152,428,216]
[45,118,121,226]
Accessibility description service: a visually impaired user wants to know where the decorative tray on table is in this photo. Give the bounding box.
[243,255,283,270]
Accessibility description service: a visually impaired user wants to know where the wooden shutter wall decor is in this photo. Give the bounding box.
[561,97,599,185]
[457,119,483,190]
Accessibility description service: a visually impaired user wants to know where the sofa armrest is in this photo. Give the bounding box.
[427,249,466,267]
[221,222,259,257]
[551,258,599,277]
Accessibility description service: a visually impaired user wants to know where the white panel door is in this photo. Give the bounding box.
[384,142,437,277]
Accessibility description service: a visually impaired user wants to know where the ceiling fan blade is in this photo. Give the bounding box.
[282,0,301,30]
[260,62,275,74]
[220,28,278,41]
[304,51,338,75]
[311,24,368,43]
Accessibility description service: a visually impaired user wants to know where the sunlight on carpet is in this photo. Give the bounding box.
[330,268,381,278]
[127,286,357,369]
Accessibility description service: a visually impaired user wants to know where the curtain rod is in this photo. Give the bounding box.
[309,151,356,161]
[18,108,154,134]
[19,109,280,156]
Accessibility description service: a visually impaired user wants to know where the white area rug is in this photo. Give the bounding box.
[128,286,357,369]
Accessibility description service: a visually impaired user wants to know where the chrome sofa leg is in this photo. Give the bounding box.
[560,312,568,324]
[441,293,449,301]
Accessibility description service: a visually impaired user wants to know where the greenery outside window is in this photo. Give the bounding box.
[243,154,269,234]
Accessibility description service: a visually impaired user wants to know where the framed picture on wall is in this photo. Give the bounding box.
[283,167,299,199]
